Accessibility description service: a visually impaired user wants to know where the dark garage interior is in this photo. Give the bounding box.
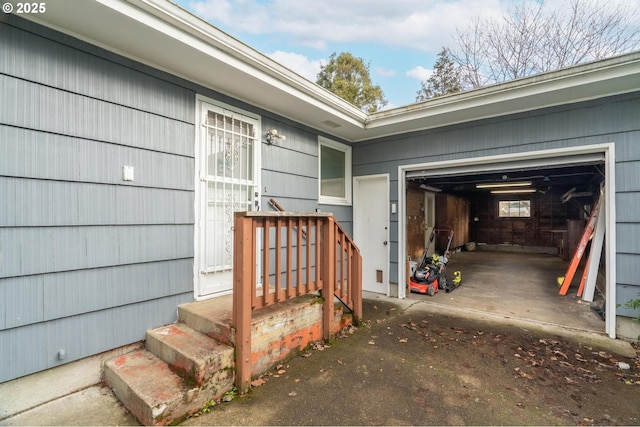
[405,161,607,333]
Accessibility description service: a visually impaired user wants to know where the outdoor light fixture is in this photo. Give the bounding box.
[476,181,532,189]
[490,189,537,194]
[265,129,286,145]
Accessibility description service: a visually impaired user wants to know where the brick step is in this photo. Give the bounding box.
[178,295,234,346]
[146,323,235,387]
[105,293,353,425]
[104,350,217,426]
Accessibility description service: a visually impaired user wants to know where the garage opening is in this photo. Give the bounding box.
[399,145,615,336]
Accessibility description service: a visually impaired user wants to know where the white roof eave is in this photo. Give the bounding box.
[20,0,640,143]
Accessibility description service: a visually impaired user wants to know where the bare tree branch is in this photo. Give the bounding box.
[451,0,640,88]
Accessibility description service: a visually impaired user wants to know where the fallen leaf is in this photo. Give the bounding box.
[514,367,534,379]
[251,378,267,387]
[554,350,568,359]
[294,378,300,383]
[368,340,376,345]
[398,338,408,343]
[301,352,312,358]
[277,369,286,374]
[575,354,588,362]
[288,391,297,396]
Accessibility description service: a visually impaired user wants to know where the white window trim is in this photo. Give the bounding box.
[318,136,352,205]
[498,199,531,218]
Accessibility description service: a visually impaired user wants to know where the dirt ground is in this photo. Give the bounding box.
[183,297,640,426]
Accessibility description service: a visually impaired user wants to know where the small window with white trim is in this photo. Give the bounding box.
[498,200,531,218]
[319,137,351,205]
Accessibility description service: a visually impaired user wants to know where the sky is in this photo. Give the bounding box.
[173,0,640,109]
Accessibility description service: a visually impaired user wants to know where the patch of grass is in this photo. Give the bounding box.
[624,295,640,340]
[201,399,217,414]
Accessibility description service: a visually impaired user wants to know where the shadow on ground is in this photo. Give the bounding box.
[182,297,640,426]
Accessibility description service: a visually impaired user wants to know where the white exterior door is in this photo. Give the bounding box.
[195,100,260,299]
[354,175,389,294]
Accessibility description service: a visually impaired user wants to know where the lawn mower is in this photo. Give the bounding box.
[409,226,462,295]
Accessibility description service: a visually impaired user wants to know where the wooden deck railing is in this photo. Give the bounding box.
[233,211,362,393]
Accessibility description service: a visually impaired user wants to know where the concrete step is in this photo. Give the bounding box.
[178,295,234,346]
[145,323,234,387]
[104,350,215,426]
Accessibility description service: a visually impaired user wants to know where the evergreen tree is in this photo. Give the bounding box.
[316,52,387,113]
[416,47,462,102]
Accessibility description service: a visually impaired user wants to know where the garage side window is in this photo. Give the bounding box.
[498,200,531,218]
[319,137,352,205]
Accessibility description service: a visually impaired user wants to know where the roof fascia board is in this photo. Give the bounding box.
[22,0,366,131]
[365,52,640,137]
[18,1,640,143]
[104,0,367,124]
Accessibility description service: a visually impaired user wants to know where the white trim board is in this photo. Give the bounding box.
[397,143,616,338]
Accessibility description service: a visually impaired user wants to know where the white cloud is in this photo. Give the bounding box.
[406,66,433,81]
[186,0,509,53]
[181,0,640,106]
[268,51,324,81]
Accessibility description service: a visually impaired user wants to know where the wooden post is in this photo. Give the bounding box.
[581,189,606,301]
[559,197,601,295]
[321,217,336,340]
[352,248,363,325]
[232,213,254,394]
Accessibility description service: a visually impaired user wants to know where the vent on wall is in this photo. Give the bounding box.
[321,120,341,128]
[376,270,383,283]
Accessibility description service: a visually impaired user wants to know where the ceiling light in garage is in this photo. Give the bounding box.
[490,189,537,194]
[476,181,532,188]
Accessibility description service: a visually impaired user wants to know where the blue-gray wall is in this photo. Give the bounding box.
[0,15,196,382]
[0,15,350,383]
[353,93,640,318]
[260,117,352,231]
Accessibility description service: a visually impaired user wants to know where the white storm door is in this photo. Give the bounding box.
[196,101,259,299]
[354,175,389,294]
